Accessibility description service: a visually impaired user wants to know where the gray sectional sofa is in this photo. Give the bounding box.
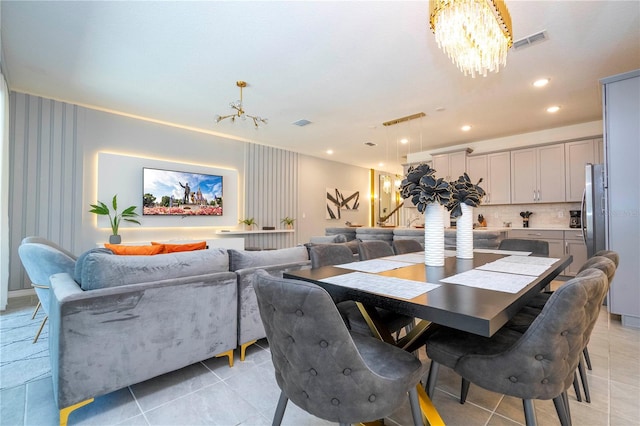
[43,244,310,424]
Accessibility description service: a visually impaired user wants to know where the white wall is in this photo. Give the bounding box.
[79,108,247,250]
[7,92,372,291]
[297,155,370,244]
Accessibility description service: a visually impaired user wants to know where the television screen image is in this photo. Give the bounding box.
[143,167,223,216]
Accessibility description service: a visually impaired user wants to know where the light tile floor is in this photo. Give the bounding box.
[1,296,639,426]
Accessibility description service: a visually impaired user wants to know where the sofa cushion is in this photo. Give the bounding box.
[74,248,114,284]
[152,241,207,253]
[78,248,229,291]
[104,244,165,256]
[228,246,309,271]
[308,234,347,244]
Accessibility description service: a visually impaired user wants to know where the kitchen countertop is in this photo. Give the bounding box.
[504,227,583,232]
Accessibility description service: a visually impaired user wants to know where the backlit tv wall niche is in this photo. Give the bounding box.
[96,152,239,228]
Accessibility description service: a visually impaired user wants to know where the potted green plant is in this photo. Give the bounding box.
[89,195,141,244]
[281,217,295,229]
[239,218,257,230]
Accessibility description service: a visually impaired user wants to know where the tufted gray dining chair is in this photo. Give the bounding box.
[508,254,618,403]
[425,267,608,426]
[309,244,355,269]
[392,239,423,255]
[358,240,394,260]
[498,238,549,256]
[308,244,414,339]
[18,237,77,343]
[253,270,426,426]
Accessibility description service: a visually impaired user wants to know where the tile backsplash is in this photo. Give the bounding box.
[474,202,581,229]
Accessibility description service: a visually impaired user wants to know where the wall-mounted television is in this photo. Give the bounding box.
[143,167,223,216]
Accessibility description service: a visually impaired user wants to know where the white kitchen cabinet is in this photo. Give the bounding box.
[432,150,467,181]
[564,230,588,276]
[467,152,510,205]
[565,139,598,202]
[511,145,565,203]
[595,138,604,164]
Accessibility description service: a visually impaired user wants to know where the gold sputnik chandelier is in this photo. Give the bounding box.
[214,81,268,128]
[429,0,513,78]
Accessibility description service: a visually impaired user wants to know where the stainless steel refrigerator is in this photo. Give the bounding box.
[582,163,607,258]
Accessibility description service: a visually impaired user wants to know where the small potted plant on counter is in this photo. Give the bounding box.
[281,217,295,229]
[89,194,141,244]
[239,218,257,230]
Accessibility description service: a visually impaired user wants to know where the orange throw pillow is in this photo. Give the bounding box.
[151,241,207,253]
[104,244,165,256]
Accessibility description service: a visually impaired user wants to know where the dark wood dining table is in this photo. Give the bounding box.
[284,251,572,426]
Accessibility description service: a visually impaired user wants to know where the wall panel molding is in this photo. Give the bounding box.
[244,144,298,249]
[8,93,82,291]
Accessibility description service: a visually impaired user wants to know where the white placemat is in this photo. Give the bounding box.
[321,271,440,299]
[440,269,536,293]
[335,259,412,273]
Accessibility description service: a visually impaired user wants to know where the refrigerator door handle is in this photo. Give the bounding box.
[581,188,587,246]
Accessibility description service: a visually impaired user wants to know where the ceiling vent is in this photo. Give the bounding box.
[292,119,311,127]
[513,30,548,51]
[364,142,377,147]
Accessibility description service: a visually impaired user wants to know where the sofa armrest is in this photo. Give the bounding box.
[48,271,238,409]
[235,260,310,346]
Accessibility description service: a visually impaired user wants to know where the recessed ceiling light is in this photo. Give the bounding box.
[400,138,409,144]
[533,78,550,88]
[461,125,472,131]
[379,162,384,167]
[435,107,446,112]
[546,105,560,113]
[326,149,334,155]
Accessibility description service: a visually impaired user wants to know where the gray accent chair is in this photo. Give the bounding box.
[392,239,423,255]
[498,238,550,256]
[17,237,77,343]
[358,240,394,260]
[425,267,609,426]
[253,270,426,425]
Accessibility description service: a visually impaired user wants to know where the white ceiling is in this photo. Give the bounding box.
[2,1,639,174]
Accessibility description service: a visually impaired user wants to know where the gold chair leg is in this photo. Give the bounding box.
[240,340,257,361]
[416,384,445,426]
[31,301,41,320]
[215,349,234,367]
[33,316,48,344]
[59,398,94,426]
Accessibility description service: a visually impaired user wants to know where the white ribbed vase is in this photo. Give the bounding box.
[424,203,445,266]
[456,203,474,259]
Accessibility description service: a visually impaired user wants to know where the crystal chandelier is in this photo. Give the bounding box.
[429,0,513,78]
[214,81,268,128]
